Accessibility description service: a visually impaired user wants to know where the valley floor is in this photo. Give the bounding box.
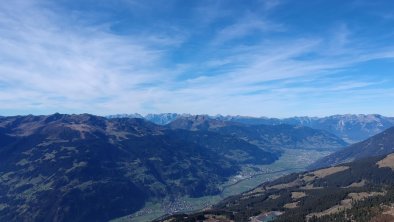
[111,149,332,222]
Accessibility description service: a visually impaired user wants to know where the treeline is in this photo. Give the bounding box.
[309,188,394,222]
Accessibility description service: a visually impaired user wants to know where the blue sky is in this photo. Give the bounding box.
[1,0,394,117]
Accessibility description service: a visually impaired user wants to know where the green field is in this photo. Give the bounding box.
[111,149,332,222]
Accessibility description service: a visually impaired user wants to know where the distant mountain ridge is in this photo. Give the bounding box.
[107,113,185,125]
[108,113,394,143]
[274,114,394,143]
[168,115,347,151]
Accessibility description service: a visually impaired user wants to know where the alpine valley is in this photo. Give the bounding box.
[0,113,393,222]
[160,126,394,222]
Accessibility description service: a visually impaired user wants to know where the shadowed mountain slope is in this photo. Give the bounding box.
[168,115,347,151]
[0,114,278,222]
[160,152,394,222]
[309,127,394,169]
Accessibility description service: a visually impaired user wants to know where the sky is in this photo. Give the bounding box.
[0,0,394,117]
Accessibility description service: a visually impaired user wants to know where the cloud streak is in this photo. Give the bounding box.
[0,0,394,117]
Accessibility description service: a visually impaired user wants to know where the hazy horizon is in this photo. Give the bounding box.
[1,112,392,119]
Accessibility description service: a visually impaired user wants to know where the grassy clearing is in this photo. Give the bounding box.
[377,153,394,170]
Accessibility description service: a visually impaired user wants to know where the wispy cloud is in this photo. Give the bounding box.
[212,14,283,45]
[0,0,394,117]
[0,0,175,114]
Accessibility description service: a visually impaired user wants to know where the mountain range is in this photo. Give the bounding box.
[0,114,345,222]
[167,115,347,151]
[0,114,275,221]
[1,113,393,221]
[108,113,394,143]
